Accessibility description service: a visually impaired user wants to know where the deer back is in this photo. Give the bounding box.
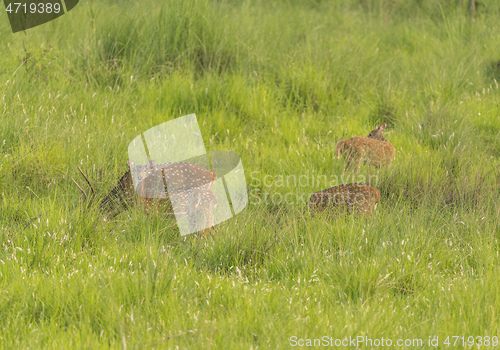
[309,183,380,215]
[100,162,217,218]
[337,136,395,166]
[336,123,395,168]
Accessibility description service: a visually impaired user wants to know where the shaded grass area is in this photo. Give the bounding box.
[1,0,500,347]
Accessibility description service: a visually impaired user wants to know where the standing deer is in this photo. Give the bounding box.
[308,183,380,215]
[336,123,395,172]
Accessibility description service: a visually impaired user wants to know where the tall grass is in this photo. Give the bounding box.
[1,0,500,347]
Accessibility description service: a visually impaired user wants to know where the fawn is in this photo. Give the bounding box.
[308,183,380,215]
[336,123,395,172]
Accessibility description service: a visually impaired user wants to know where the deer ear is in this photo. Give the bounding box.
[379,123,387,130]
[127,160,130,167]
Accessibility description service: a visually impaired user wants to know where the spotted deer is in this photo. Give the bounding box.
[336,123,395,172]
[308,183,380,215]
[75,160,218,235]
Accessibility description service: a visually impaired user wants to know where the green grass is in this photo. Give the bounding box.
[1,0,500,348]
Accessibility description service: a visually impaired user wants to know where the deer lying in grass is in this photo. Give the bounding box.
[308,183,380,215]
[74,160,218,236]
[336,123,395,172]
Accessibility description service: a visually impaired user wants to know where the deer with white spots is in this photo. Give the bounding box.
[75,160,218,236]
[336,123,395,172]
[308,183,380,215]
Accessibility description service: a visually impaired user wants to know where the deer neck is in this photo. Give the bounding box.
[100,170,135,216]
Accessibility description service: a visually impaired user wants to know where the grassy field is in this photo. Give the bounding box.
[1,0,500,348]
